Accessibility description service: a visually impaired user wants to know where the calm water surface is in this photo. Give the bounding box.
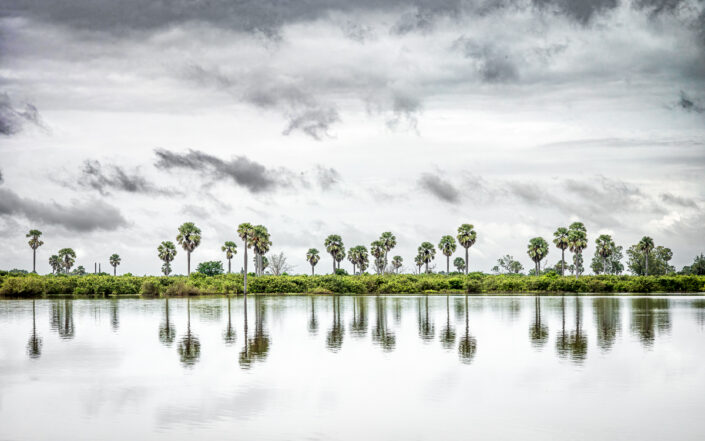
[1,295,704,440]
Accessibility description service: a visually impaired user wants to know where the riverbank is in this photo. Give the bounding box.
[1,273,703,297]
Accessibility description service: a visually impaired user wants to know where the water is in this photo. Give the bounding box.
[1,295,704,441]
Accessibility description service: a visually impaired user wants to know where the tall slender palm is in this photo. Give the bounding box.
[568,222,588,279]
[456,224,477,275]
[222,241,237,274]
[379,232,397,273]
[438,235,457,274]
[158,241,177,276]
[595,234,615,275]
[637,236,655,276]
[370,240,385,274]
[306,248,321,275]
[418,242,436,273]
[324,234,344,273]
[176,222,201,276]
[26,229,44,273]
[527,237,549,275]
[109,253,121,276]
[414,254,424,274]
[357,247,370,273]
[58,248,76,274]
[251,225,271,276]
[392,256,403,273]
[553,227,569,276]
[48,255,62,275]
[237,223,255,295]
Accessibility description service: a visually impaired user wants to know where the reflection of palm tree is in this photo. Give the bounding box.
[27,300,42,359]
[556,297,569,358]
[51,300,75,340]
[458,295,477,364]
[240,297,270,369]
[327,296,344,351]
[529,297,548,349]
[440,295,456,349]
[177,299,201,367]
[110,299,119,331]
[372,296,396,351]
[159,297,176,346]
[630,298,671,347]
[308,297,318,335]
[568,298,588,363]
[223,297,236,345]
[418,296,435,342]
[593,298,621,351]
[351,296,368,337]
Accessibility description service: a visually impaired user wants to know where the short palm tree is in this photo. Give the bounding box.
[26,229,44,273]
[370,240,385,274]
[527,237,549,275]
[176,222,201,275]
[553,227,570,276]
[58,248,76,274]
[357,248,370,273]
[568,222,588,279]
[324,234,344,273]
[453,257,465,273]
[251,225,271,276]
[637,236,655,275]
[414,254,424,274]
[237,223,255,294]
[222,241,237,274]
[379,232,397,273]
[456,224,477,274]
[306,248,320,275]
[334,248,346,272]
[595,234,614,274]
[109,253,121,276]
[158,241,177,275]
[392,256,403,273]
[438,235,457,274]
[347,247,358,274]
[418,242,436,273]
[48,255,61,274]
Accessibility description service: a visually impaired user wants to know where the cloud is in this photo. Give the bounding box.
[660,192,698,208]
[0,93,44,136]
[531,0,619,25]
[154,149,284,193]
[678,91,704,113]
[0,169,3,185]
[79,160,171,196]
[282,106,340,140]
[418,173,460,203]
[0,188,128,232]
[315,166,341,189]
[452,37,519,83]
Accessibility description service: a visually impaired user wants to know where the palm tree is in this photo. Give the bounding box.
[176,222,201,276]
[568,222,588,279]
[379,232,397,273]
[595,234,615,275]
[438,235,457,274]
[334,247,346,273]
[418,242,436,273]
[347,247,358,274]
[370,240,385,274]
[456,224,477,275]
[353,246,370,274]
[306,248,321,275]
[324,234,344,273]
[26,229,44,273]
[109,253,121,276]
[27,299,42,358]
[222,241,237,274]
[637,236,655,276]
[48,255,61,274]
[251,225,271,276]
[237,223,255,295]
[453,257,465,273]
[553,227,570,276]
[158,241,177,276]
[392,256,403,273]
[414,254,424,274]
[177,299,201,367]
[58,248,76,274]
[527,237,549,275]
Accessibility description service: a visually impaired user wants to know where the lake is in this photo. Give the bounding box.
[1,295,704,440]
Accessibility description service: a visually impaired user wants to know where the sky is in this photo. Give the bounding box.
[1,0,704,275]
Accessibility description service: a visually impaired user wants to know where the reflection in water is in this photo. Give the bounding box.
[351,296,368,337]
[568,298,588,363]
[51,300,74,340]
[440,295,456,350]
[556,297,569,359]
[418,296,435,342]
[372,297,395,351]
[177,299,201,367]
[393,298,402,324]
[240,297,270,369]
[458,295,476,364]
[593,298,621,352]
[159,298,176,346]
[110,299,119,331]
[308,297,318,335]
[529,297,548,349]
[327,296,344,352]
[694,299,705,328]
[631,298,671,347]
[27,299,42,359]
[223,297,236,345]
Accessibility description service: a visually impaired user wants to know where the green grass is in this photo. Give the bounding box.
[1,273,704,297]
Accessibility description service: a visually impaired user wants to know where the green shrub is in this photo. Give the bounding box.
[165,281,201,296]
[141,280,160,297]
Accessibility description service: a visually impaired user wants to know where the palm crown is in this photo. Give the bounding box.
[439,235,457,257]
[456,224,477,249]
[222,241,237,259]
[176,222,201,252]
[158,241,177,262]
[109,254,121,267]
[27,229,44,250]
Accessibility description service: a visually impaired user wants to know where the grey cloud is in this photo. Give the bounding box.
[678,91,704,113]
[0,169,3,185]
[0,93,44,136]
[387,92,422,130]
[0,188,128,232]
[79,160,171,196]
[316,166,341,189]
[341,21,376,42]
[453,37,519,83]
[282,107,340,140]
[154,149,283,193]
[419,173,460,203]
[531,0,619,24]
[660,192,698,208]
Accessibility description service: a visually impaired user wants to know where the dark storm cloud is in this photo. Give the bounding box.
[452,37,519,83]
[531,0,619,24]
[79,160,171,196]
[419,173,461,203]
[154,149,285,193]
[0,188,128,232]
[660,192,698,208]
[0,93,44,136]
[678,91,704,113]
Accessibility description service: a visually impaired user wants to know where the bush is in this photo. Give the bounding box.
[141,280,160,297]
[165,281,201,296]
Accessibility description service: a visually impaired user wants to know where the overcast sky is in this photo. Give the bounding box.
[1,0,704,275]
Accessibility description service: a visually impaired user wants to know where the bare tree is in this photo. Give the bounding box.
[268,251,294,276]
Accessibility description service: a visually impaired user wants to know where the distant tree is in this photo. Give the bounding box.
[553,227,569,276]
[527,237,549,276]
[568,222,588,279]
[251,225,271,276]
[347,246,368,275]
[58,248,76,274]
[334,248,345,272]
[453,257,465,272]
[71,265,86,276]
[176,222,201,276]
[370,240,385,274]
[109,253,121,276]
[306,248,321,275]
[418,242,436,273]
[158,241,177,276]
[637,236,655,276]
[197,261,224,276]
[438,235,457,274]
[374,256,386,274]
[26,229,44,273]
[456,224,477,275]
[357,248,370,273]
[414,254,424,274]
[590,241,624,275]
[161,262,172,276]
[269,251,293,275]
[379,232,397,273]
[237,223,255,295]
[324,234,344,273]
[681,254,705,275]
[627,243,673,275]
[392,255,403,273]
[221,241,237,274]
[48,254,62,275]
[492,255,523,274]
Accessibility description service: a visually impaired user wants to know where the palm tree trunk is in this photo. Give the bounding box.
[425,262,429,273]
[113,266,116,276]
[538,259,541,275]
[561,249,565,276]
[243,240,248,296]
[228,258,231,274]
[32,249,36,273]
[187,251,191,276]
[446,255,450,274]
[311,264,314,276]
[332,254,336,274]
[644,252,649,276]
[602,257,606,275]
[353,263,356,275]
[465,247,469,275]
